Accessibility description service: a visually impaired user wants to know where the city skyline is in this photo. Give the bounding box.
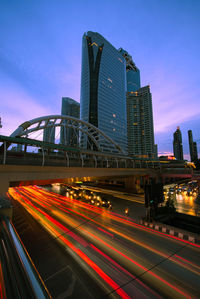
[0,1,200,158]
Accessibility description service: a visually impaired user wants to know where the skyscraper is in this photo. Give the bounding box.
[193,142,198,160]
[118,48,140,92]
[60,97,80,146]
[80,31,127,152]
[126,86,155,157]
[188,130,198,161]
[43,121,55,143]
[173,127,183,160]
[119,48,156,157]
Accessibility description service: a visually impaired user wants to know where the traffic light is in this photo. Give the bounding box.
[145,183,163,207]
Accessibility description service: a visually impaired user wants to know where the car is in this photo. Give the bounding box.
[93,196,112,209]
[90,192,102,206]
[82,190,93,200]
[101,198,112,209]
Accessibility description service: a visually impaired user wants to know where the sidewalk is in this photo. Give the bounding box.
[139,218,200,244]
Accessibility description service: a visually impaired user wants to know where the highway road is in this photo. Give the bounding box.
[9,186,200,298]
[164,183,200,217]
[63,183,200,217]
[175,193,200,216]
[80,185,145,204]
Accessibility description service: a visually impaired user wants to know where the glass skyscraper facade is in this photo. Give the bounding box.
[173,127,183,160]
[118,48,141,92]
[119,48,156,157]
[188,130,198,161]
[80,31,127,152]
[126,86,155,157]
[60,97,80,146]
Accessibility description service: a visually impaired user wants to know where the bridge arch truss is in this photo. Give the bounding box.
[11,115,124,155]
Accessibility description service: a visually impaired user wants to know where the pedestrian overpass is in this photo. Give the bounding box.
[0,115,194,194]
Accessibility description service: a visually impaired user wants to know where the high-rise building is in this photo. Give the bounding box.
[173,127,183,160]
[119,48,156,157]
[126,86,155,157]
[80,31,127,152]
[60,97,80,146]
[188,130,198,161]
[193,142,198,160]
[43,121,55,143]
[118,48,141,92]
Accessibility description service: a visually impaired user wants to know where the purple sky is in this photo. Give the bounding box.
[0,0,200,159]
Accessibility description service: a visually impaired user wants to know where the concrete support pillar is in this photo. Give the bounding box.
[143,175,150,186]
[124,176,144,193]
[0,178,9,197]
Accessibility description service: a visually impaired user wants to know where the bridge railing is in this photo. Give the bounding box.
[0,216,51,298]
[0,135,161,169]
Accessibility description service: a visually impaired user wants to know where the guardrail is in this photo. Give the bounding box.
[0,151,161,169]
[0,135,161,169]
[0,217,51,298]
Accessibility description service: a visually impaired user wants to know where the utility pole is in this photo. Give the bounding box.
[0,117,2,129]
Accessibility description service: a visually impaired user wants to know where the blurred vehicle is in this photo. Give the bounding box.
[72,190,79,198]
[163,189,168,195]
[187,189,193,196]
[96,197,112,209]
[82,190,92,200]
[193,190,197,196]
[91,193,102,206]
[101,198,112,209]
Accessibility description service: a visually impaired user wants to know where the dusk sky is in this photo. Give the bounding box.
[0,0,200,158]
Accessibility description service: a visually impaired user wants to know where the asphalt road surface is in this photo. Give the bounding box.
[9,186,200,299]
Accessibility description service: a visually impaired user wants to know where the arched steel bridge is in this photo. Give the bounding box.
[0,115,167,170]
[10,115,124,154]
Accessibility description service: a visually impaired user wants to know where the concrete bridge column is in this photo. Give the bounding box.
[124,176,144,193]
[0,177,9,197]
